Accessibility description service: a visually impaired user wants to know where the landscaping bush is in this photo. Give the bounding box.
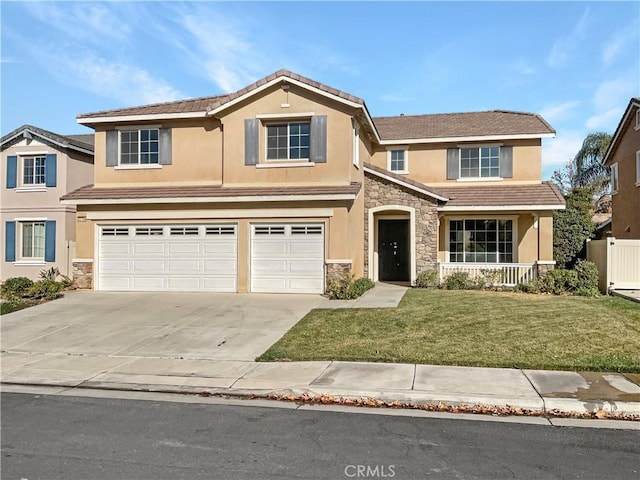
[39,267,60,281]
[442,271,473,290]
[0,277,34,301]
[516,261,600,296]
[515,278,542,294]
[326,274,375,300]
[540,268,578,294]
[27,279,64,300]
[415,269,439,288]
[573,260,599,296]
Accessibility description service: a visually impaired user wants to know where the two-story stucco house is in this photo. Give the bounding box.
[604,97,640,239]
[61,70,565,293]
[2,125,94,280]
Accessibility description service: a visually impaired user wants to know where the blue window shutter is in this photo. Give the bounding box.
[446,148,459,179]
[159,128,172,165]
[6,155,17,188]
[5,221,16,262]
[244,119,259,165]
[310,115,327,163]
[44,221,56,262]
[45,154,57,187]
[106,130,118,167]
[499,146,513,178]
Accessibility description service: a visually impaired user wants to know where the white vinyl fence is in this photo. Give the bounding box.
[587,237,640,292]
[438,263,536,287]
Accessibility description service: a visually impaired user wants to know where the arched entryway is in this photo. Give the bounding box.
[368,205,416,284]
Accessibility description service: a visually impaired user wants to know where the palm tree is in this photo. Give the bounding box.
[573,132,612,191]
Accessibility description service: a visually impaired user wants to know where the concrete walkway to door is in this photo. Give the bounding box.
[1,291,324,362]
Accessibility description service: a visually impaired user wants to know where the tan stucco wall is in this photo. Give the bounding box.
[369,138,542,186]
[610,109,640,239]
[93,119,222,187]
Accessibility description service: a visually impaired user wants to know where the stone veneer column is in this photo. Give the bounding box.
[325,261,353,288]
[364,173,439,281]
[536,261,556,278]
[72,260,93,289]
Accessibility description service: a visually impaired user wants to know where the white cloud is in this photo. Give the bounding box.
[601,22,639,67]
[539,100,581,123]
[547,8,590,68]
[511,59,536,76]
[586,75,637,130]
[542,132,584,169]
[30,45,185,105]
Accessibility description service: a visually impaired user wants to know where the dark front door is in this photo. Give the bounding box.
[378,219,410,282]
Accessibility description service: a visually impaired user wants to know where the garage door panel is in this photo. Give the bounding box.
[253,242,287,254]
[289,243,323,254]
[203,260,236,273]
[254,260,288,273]
[252,277,288,291]
[289,260,323,273]
[288,278,324,292]
[101,243,132,255]
[98,224,237,292]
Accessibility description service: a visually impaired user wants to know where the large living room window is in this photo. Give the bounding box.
[120,129,159,165]
[449,219,513,263]
[460,147,500,178]
[22,156,46,185]
[20,221,46,260]
[266,122,310,161]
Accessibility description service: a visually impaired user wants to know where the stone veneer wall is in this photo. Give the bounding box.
[536,262,555,278]
[364,173,439,280]
[325,262,353,286]
[72,261,93,289]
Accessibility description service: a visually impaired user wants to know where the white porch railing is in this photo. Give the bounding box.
[438,262,537,287]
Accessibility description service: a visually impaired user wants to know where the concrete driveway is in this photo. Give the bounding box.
[1,291,324,361]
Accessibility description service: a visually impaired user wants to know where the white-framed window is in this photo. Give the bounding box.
[611,162,619,193]
[388,149,408,173]
[266,122,310,161]
[20,221,46,260]
[635,110,640,129]
[460,146,500,178]
[636,151,640,185]
[449,218,514,263]
[120,128,159,165]
[22,156,46,185]
[352,120,360,168]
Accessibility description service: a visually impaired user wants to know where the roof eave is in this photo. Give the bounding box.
[363,165,448,202]
[379,132,555,145]
[438,204,566,212]
[60,193,358,205]
[1,126,94,155]
[603,98,640,165]
[77,111,209,125]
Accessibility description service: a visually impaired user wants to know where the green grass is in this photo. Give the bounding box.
[0,300,37,316]
[258,289,640,372]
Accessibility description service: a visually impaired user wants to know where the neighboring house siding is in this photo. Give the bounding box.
[610,107,640,239]
[364,172,439,278]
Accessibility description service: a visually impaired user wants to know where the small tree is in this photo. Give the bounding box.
[553,186,596,268]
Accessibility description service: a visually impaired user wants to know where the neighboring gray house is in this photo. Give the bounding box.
[1,125,94,280]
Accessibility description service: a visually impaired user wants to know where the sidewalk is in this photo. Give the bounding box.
[3,352,639,418]
[2,283,639,420]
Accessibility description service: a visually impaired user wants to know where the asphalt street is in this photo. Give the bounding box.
[1,392,639,480]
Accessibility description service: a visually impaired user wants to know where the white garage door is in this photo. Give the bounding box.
[98,224,237,292]
[251,224,324,293]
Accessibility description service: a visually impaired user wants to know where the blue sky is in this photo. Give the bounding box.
[2,1,639,179]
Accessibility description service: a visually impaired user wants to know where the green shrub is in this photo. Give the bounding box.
[59,275,75,289]
[515,279,542,294]
[1,277,34,301]
[415,269,439,288]
[574,260,599,293]
[349,277,375,297]
[39,267,60,281]
[326,274,375,300]
[442,271,472,290]
[27,280,64,300]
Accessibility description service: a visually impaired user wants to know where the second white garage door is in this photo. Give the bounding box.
[98,224,237,292]
[251,224,325,293]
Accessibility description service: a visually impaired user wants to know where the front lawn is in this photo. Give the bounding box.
[259,289,640,372]
[0,300,39,316]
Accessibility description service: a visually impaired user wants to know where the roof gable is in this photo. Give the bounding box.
[603,97,640,165]
[1,124,94,155]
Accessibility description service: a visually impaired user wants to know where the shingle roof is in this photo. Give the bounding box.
[373,110,555,141]
[363,162,448,201]
[61,182,362,201]
[77,69,365,120]
[1,124,94,152]
[436,181,565,208]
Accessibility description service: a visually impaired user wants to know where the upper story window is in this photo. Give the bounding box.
[120,129,159,165]
[352,120,360,168]
[388,148,408,173]
[23,156,46,185]
[611,162,619,193]
[266,122,310,161]
[447,145,512,180]
[460,147,500,178]
[636,151,640,185]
